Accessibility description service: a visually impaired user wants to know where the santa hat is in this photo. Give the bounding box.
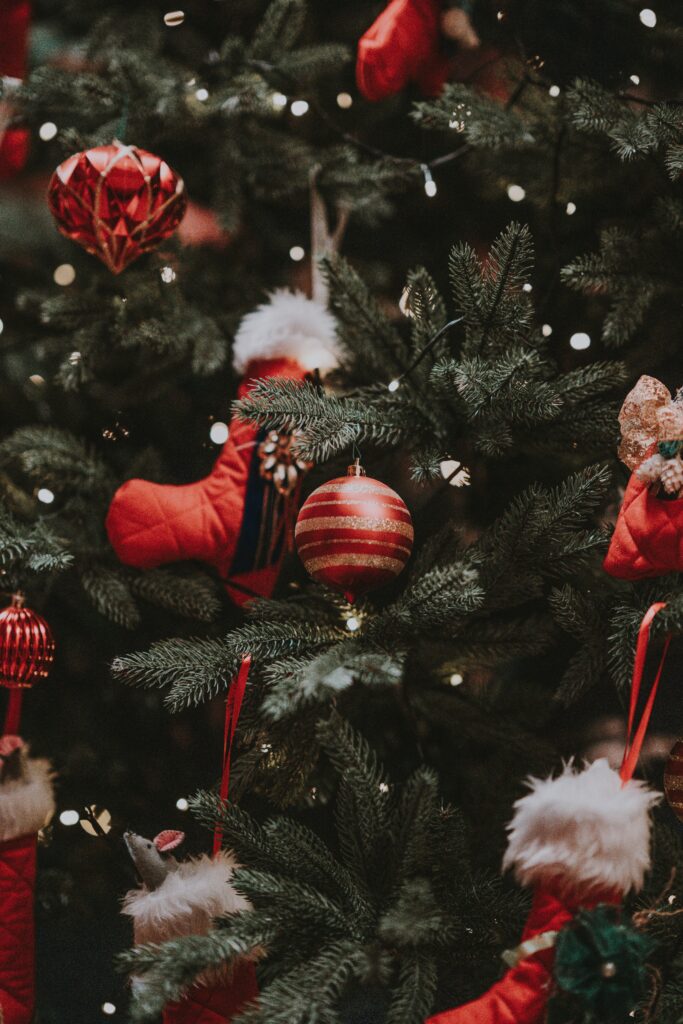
[232,290,340,376]
[502,759,660,896]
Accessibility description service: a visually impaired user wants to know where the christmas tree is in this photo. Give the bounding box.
[2,0,683,1022]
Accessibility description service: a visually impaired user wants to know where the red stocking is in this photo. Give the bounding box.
[0,739,54,1024]
[106,291,339,606]
[0,1,30,180]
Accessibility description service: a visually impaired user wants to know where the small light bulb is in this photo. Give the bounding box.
[522,282,532,293]
[440,460,471,487]
[160,266,176,283]
[39,121,58,141]
[68,351,81,365]
[291,100,309,117]
[29,374,45,386]
[424,179,437,197]
[548,85,560,97]
[0,318,4,334]
[176,797,189,811]
[59,809,79,826]
[669,894,677,904]
[346,615,360,632]
[630,74,641,85]
[566,201,577,215]
[507,184,526,202]
[53,263,75,286]
[336,92,353,109]
[289,245,305,262]
[496,9,505,19]
[102,1003,117,1016]
[378,782,389,793]
[195,87,209,102]
[163,10,185,26]
[570,332,591,351]
[388,379,400,392]
[449,672,464,686]
[37,487,55,504]
[272,92,288,109]
[639,8,656,27]
[209,421,229,445]
[260,742,272,753]
[542,324,553,337]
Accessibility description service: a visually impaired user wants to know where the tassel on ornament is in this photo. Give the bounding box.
[0,737,54,1024]
[123,830,258,1024]
[106,291,339,606]
[427,760,659,1024]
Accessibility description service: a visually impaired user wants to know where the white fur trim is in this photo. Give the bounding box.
[122,850,251,945]
[0,757,54,842]
[232,289,339,375]
[502,759,660,895]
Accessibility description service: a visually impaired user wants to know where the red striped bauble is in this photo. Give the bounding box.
[664,739,683,822]
[295,462,414,602]
[0,594,55,689]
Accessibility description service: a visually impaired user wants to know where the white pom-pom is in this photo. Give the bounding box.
[0,756,54,842]
[636,453,666,485]
[502,759,660,896]
[232,290,339,375]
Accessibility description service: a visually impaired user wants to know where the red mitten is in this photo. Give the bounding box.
[427,760,658,1024]
[356,0,451,101]
[0,738,54,1024]
[123,846,258,1024]
[0,1,30,180]
[106,291,339,606]
[603,470,683,580]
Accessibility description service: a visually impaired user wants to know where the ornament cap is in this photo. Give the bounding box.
[10,592,25,609]
[347,459,366,478]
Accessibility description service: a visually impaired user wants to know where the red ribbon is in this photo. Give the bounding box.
[2,689,23,738]
[213,654,251,858]
[620,602,670,784]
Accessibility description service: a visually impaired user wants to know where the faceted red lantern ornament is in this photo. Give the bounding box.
[0,593,55,690]
[47,141,187,274]
[295,461,414,602]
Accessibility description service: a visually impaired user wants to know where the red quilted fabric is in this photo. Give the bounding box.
[0,833,37,1024]
[356,0,451,101]
[106,357,307,606]
[163,962,259,1024]
[604,470,683,579]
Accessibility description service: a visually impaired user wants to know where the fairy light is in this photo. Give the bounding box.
[37,487,55,504]
[630,74,641,85]
[639,8,656,27]
[102,1003,117,1016]
[566,201,577,215]
[542,324,553,337]
[68,351,81,365]
[29,374,45,386]
[163,10,185,26]
[195,87,209,102]
[289,245,305,262]
[449,672,464,686]
[422,164,437,197]
[59,809,79,826]
[260,742,272,753]
[440,460,471,487]
[53,263,75,286]
[387,379,400,393]
[378,782,389,793]
[336,92,353,109]
[570,332,591,351]
[291,100,309,117]
[0,318,4,334]
[523,283,532,293]
[209,421,229,444]
[160,266,176,283]
[176,797,189,811]
[39,121,58,141]
[507,184,526,202]
[345,615,360,632]
[548,85,560,97]
[272,92,288,109]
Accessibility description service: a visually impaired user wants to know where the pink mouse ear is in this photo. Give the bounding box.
[153,829,185,852]
[0,735,25,758]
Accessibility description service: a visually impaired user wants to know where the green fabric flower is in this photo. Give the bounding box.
[658,440,683,458]
[553,905,651,1022]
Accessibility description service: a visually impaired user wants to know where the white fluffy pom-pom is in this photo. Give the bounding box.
[502,759,660,896]
[232,289,339,375]
[122,850,250,946]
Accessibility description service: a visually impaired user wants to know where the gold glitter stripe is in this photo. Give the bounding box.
[297,537,413,557]
[314,481,398,496]
[304,498,409,515]
[664,775,683,791]
[295,516,414,538]
[305,553,406,573]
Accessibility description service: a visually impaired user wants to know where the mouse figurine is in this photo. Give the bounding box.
[122,830,259,1024]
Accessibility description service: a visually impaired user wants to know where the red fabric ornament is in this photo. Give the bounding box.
[664,739,683,821]
[0,594,54,690]
[356,0,451,101]
[106,291,340,606]
[603,471,683,580]
[426,760,659,1024]
[295,461,414,602]
[47,142,187,274]
[162,964,258,1024]
[0,1,30,180]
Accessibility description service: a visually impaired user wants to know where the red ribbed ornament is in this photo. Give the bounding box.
[47,141,187,274]
[0,594,55,689]
[664,739,683,822]
[295,461,414,602]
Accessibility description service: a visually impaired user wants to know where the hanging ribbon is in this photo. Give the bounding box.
[212,654,251,858]
[2,689,23,738]
[620,602,670,784]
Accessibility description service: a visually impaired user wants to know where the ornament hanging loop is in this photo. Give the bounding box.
[620,602,670,785]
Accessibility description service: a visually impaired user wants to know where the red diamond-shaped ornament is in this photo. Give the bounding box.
[47,141,187,274]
